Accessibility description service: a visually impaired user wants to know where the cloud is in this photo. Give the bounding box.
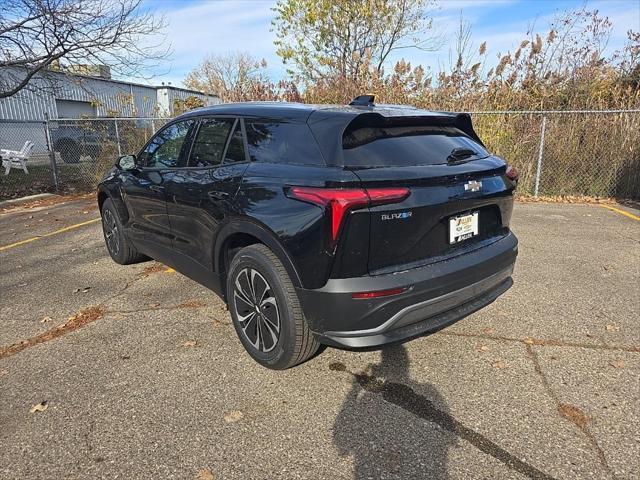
[133,0,638,87]
[145,0,282,86]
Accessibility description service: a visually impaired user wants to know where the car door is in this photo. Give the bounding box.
[164,117,250,270]
[119,119,195,256]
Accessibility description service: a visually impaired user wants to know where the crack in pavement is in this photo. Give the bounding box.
[437,330,639,353]
[329,362,558,480]
[524,344,615,478]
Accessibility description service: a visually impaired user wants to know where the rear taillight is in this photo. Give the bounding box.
[287,186,410,243]
[506,164,519,181]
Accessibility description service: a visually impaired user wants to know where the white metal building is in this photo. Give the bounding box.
[0,67,219,121]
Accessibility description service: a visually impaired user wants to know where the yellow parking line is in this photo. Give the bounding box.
[600,205,640,222]
[165,267,175,273]
[0,218,100,252]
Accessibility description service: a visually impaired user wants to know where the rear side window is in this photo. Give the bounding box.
[245,120,325,165]
[224,122,247,164]
[189,118,234,167]
[342,125,489,167]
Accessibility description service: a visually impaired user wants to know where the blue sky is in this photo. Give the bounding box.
[139,0,640,87]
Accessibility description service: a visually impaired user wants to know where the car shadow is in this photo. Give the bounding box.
[332,345,455,479]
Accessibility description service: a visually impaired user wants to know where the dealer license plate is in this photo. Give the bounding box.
[449,212,479,244]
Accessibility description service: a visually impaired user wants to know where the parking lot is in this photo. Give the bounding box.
[0,196,638,480]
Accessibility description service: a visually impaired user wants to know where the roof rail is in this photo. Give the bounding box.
[349,95,375,107]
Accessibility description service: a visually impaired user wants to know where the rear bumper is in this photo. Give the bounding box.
[296,232,518,348]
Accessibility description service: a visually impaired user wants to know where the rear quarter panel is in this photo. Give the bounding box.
[236,162,361,289]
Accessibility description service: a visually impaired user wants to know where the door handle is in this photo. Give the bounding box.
[208,191,230,201]
[149,185,164,193]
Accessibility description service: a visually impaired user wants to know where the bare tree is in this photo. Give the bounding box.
[0,0,168,98]
[184,52,271,102]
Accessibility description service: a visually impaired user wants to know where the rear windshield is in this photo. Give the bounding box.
[245,120,325,165]
[342,125,489,167]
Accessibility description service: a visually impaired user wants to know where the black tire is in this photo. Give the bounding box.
[101,198,148,265]
[57,139,80,164]
[227,244,320,369]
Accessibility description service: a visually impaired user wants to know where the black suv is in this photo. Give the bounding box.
[98,97,518,369]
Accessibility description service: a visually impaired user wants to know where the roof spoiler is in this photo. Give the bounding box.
[453,113,485,147]
[349,95,375,107]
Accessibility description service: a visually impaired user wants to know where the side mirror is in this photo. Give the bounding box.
[117,154,137,171]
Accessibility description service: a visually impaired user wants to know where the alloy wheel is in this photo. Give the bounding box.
[102,209,120,256]
[233,267,280,353]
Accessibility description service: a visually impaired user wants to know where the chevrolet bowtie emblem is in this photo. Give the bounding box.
[464,180,482,192]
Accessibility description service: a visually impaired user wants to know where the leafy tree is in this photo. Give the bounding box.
[172,95,205,116]
[272,0,440,83]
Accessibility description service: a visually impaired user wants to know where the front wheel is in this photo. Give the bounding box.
[101,198,148,265]
[227,244,320,369]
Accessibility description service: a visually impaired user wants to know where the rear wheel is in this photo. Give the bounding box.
[101,198,147,264]
[227,244,320,369]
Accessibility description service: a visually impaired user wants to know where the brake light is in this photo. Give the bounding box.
[287,186,410,242]
[506,164,519,181]
[352,287,407,299]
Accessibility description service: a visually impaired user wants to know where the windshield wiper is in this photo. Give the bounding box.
[447,147,477,163]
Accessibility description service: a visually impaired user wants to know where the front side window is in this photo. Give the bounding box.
[142,120,194,168]
[189,118,234,167]
[245,120,325,165]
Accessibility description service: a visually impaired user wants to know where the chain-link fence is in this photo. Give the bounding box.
[1,111,639,200]
[0,117,168,200]
[472,110,640,198]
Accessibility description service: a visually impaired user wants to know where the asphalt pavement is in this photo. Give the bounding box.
[0,196,638,480]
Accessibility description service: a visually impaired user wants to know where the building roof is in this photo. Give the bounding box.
[44,68,219,98]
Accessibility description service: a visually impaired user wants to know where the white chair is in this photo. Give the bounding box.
[1,141,34,175]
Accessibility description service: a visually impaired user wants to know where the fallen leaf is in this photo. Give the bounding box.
[148,303,160,308]
[605,324,619,332]
[492,360,506,369]
[558,403,588,429]
[40,316,52,324]
[476,345,489,352]
[196,469,215,480]
[482,327,494,335]
[182,340,198,348]
[30,401,48,413]
[609,359,625,369]
[223,410,244,423]
[523,337,535,345]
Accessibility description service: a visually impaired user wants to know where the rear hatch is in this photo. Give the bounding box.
[341,116,514,274]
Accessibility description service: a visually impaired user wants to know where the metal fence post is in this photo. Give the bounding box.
[43,113,59,193]
[114,119,122,156]
[534,115,547,197]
